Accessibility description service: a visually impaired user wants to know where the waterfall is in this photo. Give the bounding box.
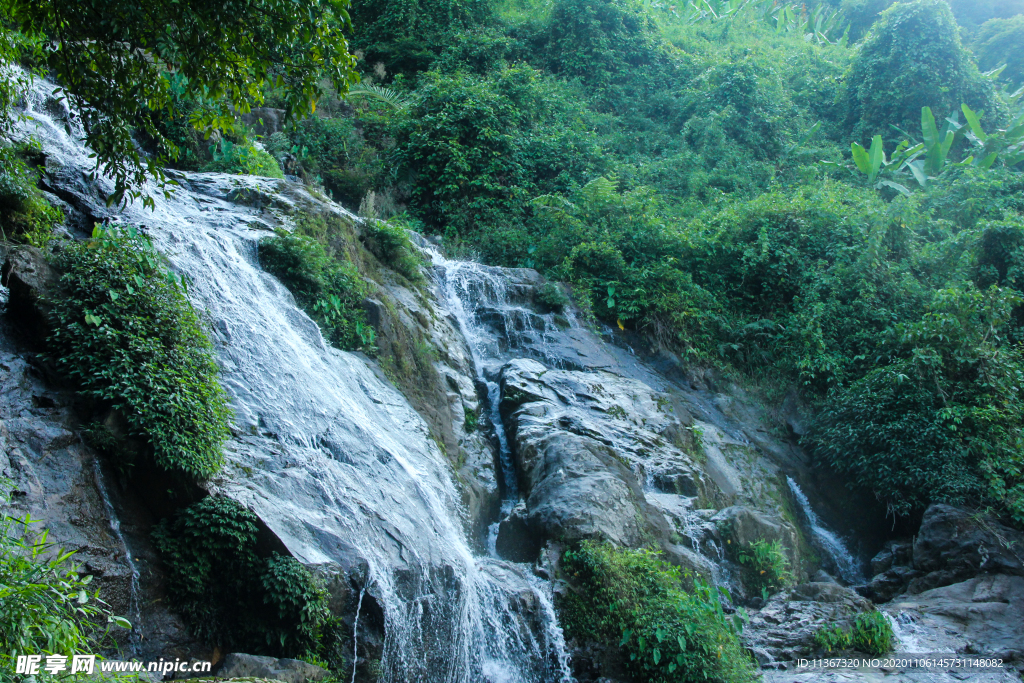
[429,256,575,559]
[91,459,142,655]
[15,76,571,683]
[786,477,864,584]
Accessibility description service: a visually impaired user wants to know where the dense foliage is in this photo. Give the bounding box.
[258,219,372,351]
[737,540,792,595]
[0,145,63,248]
[0,485,130,679]
[0,0,357,204]
[47,227,231,480]
[152,496,344,664]
[560,541,757,683]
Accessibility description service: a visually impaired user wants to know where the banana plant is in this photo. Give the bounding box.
[960,103,1024,170]
[847,135,915,196]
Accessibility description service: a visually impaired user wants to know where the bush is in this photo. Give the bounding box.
[258,227,373,350]
[813,623,853,653]
[737,540,792,595]
[1,484,130,673]
[850,611,894,655]
[152,497,336,661]
[203,140,284,179]
[0,146,64,248]
[560,541,758,683]
[360,218,424,282]
[535,281,569,313]
[841,0,1004,144]
[805,286,1024,523]
[47,226,231,480]
[973,16,1024,89]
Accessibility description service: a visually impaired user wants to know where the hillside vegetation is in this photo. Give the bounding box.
[2,0,1024,527]
[277,0,1024,527]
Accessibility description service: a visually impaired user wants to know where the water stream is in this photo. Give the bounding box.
[16,76,571,683]
[787,477,864,584]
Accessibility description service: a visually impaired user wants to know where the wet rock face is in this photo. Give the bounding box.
[888,574,1024,662]
[497,358,708,553]
[743,583,873,664]
[909,505,1024,593]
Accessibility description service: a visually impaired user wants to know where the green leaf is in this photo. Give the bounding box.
[868,135,885,182]
[961,104,987,143]
[851,142,871,176]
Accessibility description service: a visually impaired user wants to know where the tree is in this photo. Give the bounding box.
[0,0,359,205]
[974,15,1024,88]
[841,0,1004,145]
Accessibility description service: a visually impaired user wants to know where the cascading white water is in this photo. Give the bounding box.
[786,477,864,584]
[14,75,571,683]
[428,255,577,557]
[91,459,142,655]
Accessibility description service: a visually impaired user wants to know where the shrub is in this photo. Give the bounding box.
[535,281,569,313]
[813,623,853,653]
[850,611,894,655]
[0,483,130,673]
[47,226,231,480]
[203,140,284,179]
[841,0,1004,144]
[804,285,1024,523]
[152,497,334,660]
[0,146,64,248]
[973,15,1024,89]
[560,541,758,683]
[258,227,372,350]
[360,218,424,282]
[737,540,792,595]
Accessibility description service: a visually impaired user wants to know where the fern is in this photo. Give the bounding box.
[347,84,411,110]
[580,174,620,207]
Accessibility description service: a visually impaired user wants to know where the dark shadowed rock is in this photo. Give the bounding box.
[217,654,327,683]
[2,246,59,346]
[911,505,1024,593]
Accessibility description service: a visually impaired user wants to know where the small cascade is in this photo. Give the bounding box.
[91,459,142,655]
[16,75,572,683]
[787,477,864,584]
[429,255,576,525]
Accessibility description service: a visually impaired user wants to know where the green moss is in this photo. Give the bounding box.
[560,541,758,683]
[47,226,231,480]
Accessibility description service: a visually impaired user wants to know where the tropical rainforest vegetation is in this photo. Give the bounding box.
[2,0,1024,530]
[2,0,1024,676]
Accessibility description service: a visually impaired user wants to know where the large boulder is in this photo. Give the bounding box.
[496,359,706,556]
[217,654,328,683]
[712,505,802,572]
[743,583,874,663]
[888,574,1024,661]
[911,505,1024,593]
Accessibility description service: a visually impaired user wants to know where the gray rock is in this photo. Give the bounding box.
[217,653,328,683]
[743,583,873,661]
[498,359,693,548]
[2,246,59,346]
[712,505,802,571]
[888,574,1024,661]
[911,505,1024,592]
